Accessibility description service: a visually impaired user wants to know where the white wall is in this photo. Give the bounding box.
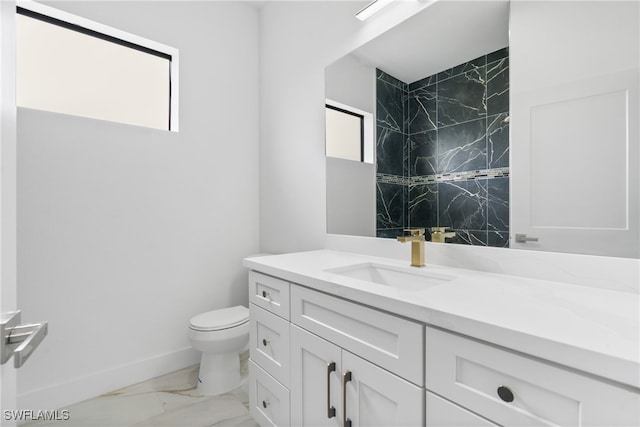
[259,0,432,254]
[325,53,376,114]
[326,157,375,237]
[17,1,259,410]
[325,54,376,237]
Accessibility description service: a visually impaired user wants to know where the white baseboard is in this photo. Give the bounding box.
[17,347,200,412]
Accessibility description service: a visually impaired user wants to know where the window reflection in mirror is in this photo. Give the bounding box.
[325,104,364,162]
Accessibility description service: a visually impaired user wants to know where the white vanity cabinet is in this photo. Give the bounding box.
[247,263,639,427]
[289,286,424,427]
[248,271,425,427]
[248,271,291,427]
[425,327,640,427]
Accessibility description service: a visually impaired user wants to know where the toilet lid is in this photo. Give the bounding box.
[189,306,249,331]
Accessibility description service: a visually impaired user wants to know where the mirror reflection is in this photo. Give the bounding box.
[326,0,639,258]
[326,0,510,246]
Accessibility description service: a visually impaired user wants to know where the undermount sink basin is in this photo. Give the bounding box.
[325,263,453,292]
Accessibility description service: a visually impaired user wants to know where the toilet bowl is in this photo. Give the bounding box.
[188,305,250,396]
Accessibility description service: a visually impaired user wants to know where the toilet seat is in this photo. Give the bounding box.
[189,305,249,331]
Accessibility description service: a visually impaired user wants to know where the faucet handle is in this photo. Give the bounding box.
[431,226,456,243]
[404,228,425,236]
[431,227,449,233]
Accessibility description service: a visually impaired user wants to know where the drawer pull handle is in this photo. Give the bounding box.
[262,399,270,409]
[261,290,271,299]
[262,338,270,346]
[327,362,336,419]
[342,370,352,427]
[497,385,514,403]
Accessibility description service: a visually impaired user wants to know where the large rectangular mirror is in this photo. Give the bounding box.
[325,0,639,258]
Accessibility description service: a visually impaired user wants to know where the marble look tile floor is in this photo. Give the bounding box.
[23,353,258,427]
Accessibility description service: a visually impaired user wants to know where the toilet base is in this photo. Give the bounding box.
[196,351,241,396]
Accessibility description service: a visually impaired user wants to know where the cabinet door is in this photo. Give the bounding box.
[291,325,342,427]
[343,350,424,427]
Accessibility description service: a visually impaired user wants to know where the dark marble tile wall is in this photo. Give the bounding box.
[376,47,510,246]
[375,69,408,237]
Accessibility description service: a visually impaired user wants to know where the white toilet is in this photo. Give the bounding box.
[188,305,250,396]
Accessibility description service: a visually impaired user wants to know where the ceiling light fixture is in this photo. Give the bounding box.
[355,0,395,21]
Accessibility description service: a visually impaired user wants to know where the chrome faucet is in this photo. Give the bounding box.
[397,229,426,267]
[431,227,456,243]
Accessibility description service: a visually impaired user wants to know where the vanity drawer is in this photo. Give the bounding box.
[250,304,290,387]
[249,271,290,320]
[291,284,424,386]
[249,360,290,427]
[426,391,498,427]
[425,327,640,426]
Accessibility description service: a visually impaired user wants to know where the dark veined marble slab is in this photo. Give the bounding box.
[376,126,406,176]
[438,180,488,231]
[447,229,488,246]
[488,176,510,232]
[376,72,405,133]
[487,56,509,116]
[376,182,406,230]
[375,48,510,248]
[437,54,487,83]
[488,230,510,248]
[408,183,438,230]
[437,66,487,127]
[409,130,437,177]
[407,84,437,133]
[438,118,487,174]
[488,113,510,169]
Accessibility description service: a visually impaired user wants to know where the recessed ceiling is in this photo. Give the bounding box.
[351,0,510,84]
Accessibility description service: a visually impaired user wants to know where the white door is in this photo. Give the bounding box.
[1,0,18,423]
[2,3,48,423]
[510,1,639,258]
[290,325,342,427]
[343,350,423,427]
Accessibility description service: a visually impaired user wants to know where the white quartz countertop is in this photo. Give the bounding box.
[243,250,640,389]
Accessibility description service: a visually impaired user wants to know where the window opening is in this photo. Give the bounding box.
[16,2,179,131]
